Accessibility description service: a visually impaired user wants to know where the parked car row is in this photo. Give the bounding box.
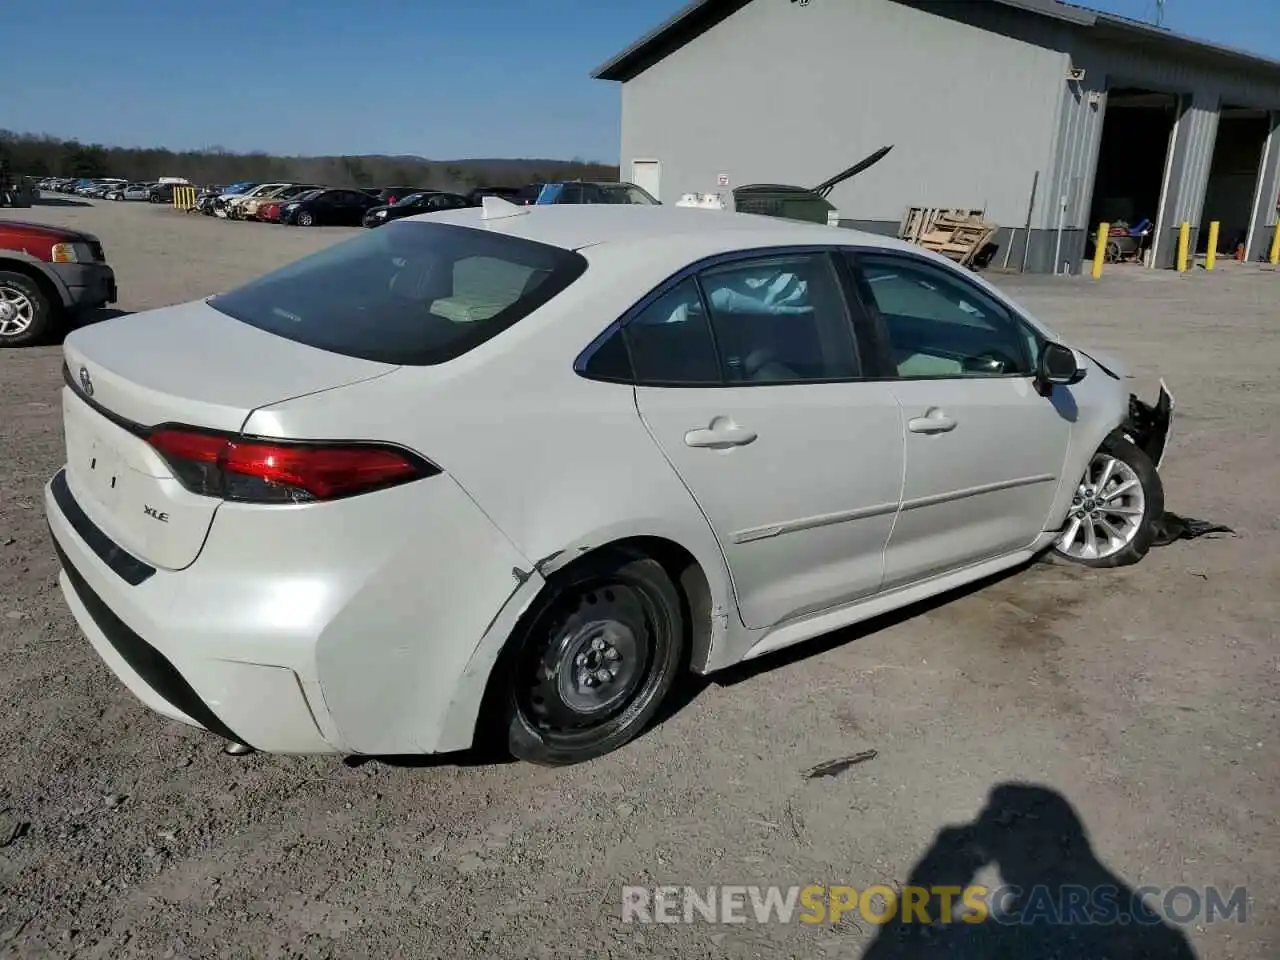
[38,176,662,229]
[175,179,660,229]
[39,177,191,203]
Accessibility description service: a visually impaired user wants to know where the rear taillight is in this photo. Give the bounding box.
[146,426,437,503]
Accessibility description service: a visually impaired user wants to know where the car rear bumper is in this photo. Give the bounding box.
[44,465,539,756]
[48,473,333,753]
[51,262,116,311]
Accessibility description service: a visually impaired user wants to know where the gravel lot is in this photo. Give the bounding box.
[1,199,1277,959]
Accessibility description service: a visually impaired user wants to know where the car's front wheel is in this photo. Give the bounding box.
[297,211,314,227]
[0,271,53,348]
[500,549,685,765]
[1052,435,1163,567]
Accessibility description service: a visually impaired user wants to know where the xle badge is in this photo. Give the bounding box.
[143,505,170,523]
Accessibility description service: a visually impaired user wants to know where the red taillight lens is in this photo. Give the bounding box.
[147,427,435,503]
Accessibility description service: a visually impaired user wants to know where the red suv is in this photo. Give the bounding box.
[0,221,117,347]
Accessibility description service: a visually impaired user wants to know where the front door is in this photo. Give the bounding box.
[630,250,904,630]
[848,252,1072,588]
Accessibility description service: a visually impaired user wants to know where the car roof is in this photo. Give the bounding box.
[405,203,921,256]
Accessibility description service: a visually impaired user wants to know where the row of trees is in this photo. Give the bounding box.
[0,131,619,192]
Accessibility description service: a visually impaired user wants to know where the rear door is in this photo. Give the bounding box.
[625,249,904,630]
[846,250,1071,588]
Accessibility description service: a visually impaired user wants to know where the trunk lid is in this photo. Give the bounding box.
[60,301,396,570]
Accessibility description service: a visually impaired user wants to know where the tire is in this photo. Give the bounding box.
[499,549,685,765]
[1050,435,1163,568]
[0,271,55,348]
[297,211,314,227]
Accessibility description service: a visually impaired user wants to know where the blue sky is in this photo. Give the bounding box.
[6,0,1279,162]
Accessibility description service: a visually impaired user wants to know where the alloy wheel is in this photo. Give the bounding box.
[1055,452,1147,561]
[0,285,35,338]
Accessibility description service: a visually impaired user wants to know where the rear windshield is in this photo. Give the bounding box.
[207,220,588,365]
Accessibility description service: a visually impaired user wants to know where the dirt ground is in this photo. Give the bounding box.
[1,199,1276,959]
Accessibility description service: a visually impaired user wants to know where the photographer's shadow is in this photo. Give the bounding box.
[863,783,1197,959]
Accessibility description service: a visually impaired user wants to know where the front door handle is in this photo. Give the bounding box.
[908,410,957,434]
[684,418,758,449]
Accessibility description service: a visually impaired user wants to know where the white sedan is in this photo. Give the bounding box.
[44,200,1172,766]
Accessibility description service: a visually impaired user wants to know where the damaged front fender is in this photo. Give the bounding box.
[1121,379,1175,471]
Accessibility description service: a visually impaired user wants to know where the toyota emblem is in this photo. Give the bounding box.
[78,366,94,397]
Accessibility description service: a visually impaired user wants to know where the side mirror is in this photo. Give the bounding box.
[1038,342,1086,391]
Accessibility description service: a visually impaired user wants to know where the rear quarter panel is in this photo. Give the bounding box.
[243,239,742,665]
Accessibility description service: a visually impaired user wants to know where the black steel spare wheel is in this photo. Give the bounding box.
[504,550,684,766]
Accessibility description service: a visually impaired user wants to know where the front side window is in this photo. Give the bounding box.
[853,254,1033,378]
[698,253,859,382]
[208,220,587,365]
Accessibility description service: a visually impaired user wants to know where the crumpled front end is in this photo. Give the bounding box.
[1124,380,1175,470]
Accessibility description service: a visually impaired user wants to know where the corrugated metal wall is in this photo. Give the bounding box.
[613,0,1280,270]
[1050,39,1280,268]
[619,0,1068,225]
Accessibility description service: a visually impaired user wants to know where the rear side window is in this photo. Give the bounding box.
[623,278,720,385]
[208,220,588,365]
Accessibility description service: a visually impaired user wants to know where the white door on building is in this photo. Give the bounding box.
[630,159,661,201]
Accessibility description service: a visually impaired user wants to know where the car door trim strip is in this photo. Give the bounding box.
[899,473,1057,512]
[732,472,1056,544]
[732,499,900,544]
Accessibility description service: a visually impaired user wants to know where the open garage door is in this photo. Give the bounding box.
[1088,88,1183,268]
[1201,107,1273,261]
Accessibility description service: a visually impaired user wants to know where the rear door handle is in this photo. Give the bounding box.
[908,410,957,434]
[685,418,758,449]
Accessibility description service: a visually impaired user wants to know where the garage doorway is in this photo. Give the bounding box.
[1200,107,1273,259]
[1088,88,1183,267]
[630,160,661,203]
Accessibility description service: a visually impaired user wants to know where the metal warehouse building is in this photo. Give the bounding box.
[593,0,1280,273]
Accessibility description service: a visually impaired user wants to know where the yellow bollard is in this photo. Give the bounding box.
[1177,222,1190,272]
[1091,222,1110,279]
[1206,221,1219,271]
[1271,222,1280,266]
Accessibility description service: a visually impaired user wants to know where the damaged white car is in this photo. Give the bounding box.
[44,201,1172,766]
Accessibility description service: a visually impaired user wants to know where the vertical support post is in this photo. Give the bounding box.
[1177,222,1191,272]
[1271,222,1280,266]
[1091,223,1109,279]
[1206,221,1219,271]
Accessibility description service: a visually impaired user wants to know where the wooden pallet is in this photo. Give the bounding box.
[900,207,999,267]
